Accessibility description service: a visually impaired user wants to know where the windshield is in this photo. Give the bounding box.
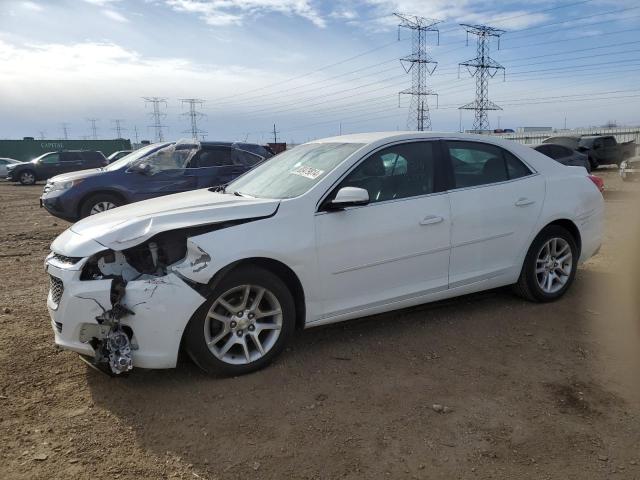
[226,142,364,199]
[105,143,172,171]
[128,140,199,174]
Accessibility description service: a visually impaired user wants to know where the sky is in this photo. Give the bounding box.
[0,0,639,143]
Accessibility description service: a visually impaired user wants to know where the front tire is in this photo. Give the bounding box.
[184,266,296,376]
[513,225,578,302]
[19,170,36,185]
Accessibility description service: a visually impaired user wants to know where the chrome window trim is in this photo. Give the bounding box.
[445,172,542,194]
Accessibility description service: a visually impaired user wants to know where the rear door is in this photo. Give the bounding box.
[59,152,84,174]
[445,140,545,287]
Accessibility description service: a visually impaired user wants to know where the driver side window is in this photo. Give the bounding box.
[41,154,60,164]
[339,141,436,204]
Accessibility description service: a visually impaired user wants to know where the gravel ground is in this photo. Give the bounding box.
[0,168,639,480]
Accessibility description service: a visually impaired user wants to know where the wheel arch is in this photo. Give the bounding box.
[78,189,127,217]
[200,257,307,330]
[537,218,582,257]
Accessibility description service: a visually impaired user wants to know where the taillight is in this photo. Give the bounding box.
[588,175,604,193]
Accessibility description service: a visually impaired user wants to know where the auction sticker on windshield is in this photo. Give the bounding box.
[290,165,324,179]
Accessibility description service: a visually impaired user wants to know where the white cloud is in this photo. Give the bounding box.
[22,1,43,11]
[83,0,121,5]
[103,8,129,22]
[165,0,326,27]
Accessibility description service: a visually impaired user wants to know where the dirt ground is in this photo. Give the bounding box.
[0,168,639,480]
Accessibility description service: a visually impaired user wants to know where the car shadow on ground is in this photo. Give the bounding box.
[84,268,638,478]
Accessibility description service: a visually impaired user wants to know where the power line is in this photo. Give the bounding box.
[395,13,441,131]
[458,24,505,132]
[143,97,168,142]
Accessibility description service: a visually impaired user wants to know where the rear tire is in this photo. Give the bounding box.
[589,156,599,171]
[80,193,123,218]
[18,170,36,185]
[184,266,296,376]
[513,225,578,302]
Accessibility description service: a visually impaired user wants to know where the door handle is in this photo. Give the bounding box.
[515,197,536,207]
[419,215,444,226]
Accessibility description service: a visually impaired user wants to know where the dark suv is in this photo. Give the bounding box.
[7,151,107,185]
[40,140,274,221]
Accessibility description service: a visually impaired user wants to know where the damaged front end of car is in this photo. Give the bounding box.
[45,228,220,375]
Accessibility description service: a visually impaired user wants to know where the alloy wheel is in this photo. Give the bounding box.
[20,172,35,184]
[535,237,573,294]
[89,201,117,215]
[204,284,283,365]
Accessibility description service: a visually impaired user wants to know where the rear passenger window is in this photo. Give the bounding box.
[339,141,436,204]
[447,141,530,188]
[504,151,531,179]
[192,148,233,167]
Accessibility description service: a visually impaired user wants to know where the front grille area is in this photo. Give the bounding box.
[49,275,64,306]
[51,253,81,265]
[53,321,62,333]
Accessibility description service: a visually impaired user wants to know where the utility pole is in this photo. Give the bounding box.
[272,124,279,143]
[143,97,168,142]
[111,119,126,139]
[180,98,207,140]
[60,123,70,140]
[395,13,441,131]
[86,118,99,140]
[458,24,505,133]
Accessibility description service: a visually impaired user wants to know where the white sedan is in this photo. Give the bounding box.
[45,132,604,375]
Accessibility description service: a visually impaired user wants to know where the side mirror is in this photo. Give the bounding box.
[328,187,369,209]
[132,162,152,175]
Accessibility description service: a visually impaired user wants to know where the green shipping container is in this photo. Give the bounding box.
[0,138,132,162]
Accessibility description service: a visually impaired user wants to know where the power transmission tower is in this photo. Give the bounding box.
[143,97,168,142]
[86,118,99,140]
[458,24,505,132]
[272,124,279,143]
[60,123,70,140]
[395,13,441,131]
[111,119,126,139]
[133,125,139,143]
[180,98,207,140]
[38,131,46,140]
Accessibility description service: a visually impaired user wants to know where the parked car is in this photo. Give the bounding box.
[620,156,640,181]
[107,150,133,163]
[543,135,635,170]
[6,151,107,185]
[532,143,591,172]
[45,132,604,375]
[40,140,273,221]
[0,157,20,178]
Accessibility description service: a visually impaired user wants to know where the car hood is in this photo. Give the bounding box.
[51,189,280,254]
[6,161,30,170]
[49,168,104,183]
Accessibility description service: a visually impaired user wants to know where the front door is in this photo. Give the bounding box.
[444,140,545,287]
[315,140,451,319]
